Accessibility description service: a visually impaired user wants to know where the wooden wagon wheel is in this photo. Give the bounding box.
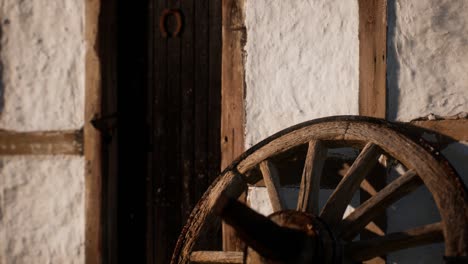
[171,116,468,263]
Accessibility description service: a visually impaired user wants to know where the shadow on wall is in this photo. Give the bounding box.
[386,0,399,121]
[386,0,467,185]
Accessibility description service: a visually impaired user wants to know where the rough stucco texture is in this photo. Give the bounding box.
[244,0,359,148]
[387,0,468,121]
[0,0,85,131]
[0,156,85,264]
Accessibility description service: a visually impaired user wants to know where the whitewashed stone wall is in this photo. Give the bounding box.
[0,157,85,264]
[0,0,86,263]
[244,0,359,149]
[0,0,85,131]
[387,0,468,122]
[245,0,467,262]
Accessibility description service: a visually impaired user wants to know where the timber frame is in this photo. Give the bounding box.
[85,0,103,263]
[1,0,466,263]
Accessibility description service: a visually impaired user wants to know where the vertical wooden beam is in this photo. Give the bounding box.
[221,0,246,251]
[85,0,103,263]
[359,0,387,119]
[358,1,387,263]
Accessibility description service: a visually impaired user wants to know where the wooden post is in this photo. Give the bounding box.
[85,0,103,263]
[221,0,247,251]
[359,0,387,119]
[358,1,388,263]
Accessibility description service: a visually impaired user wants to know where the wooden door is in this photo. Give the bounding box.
[148,0,222,263]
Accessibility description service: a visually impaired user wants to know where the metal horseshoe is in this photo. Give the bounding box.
[159,9,183,38]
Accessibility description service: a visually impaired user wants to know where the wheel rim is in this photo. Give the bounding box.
[171,116,468,263]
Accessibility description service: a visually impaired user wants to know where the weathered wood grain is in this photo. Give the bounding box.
[345,222,444,261]
[296,140,327,214]
[236,121,350,174]
[171,170,247,264]
[85,0,102,263]
[0,130,83,155]
[220,0,246,171]
[411,119,468,141]
[171,117,468,263]
[233,118,466,254]
[221,0,247,252]
[260,160,285,212]
[190,251,243,263]
[358,2,388,261]
[320,143,382,228]
[358,0,387,119]
[340,170,422,240]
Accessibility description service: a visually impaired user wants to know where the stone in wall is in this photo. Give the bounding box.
[0,0,85,131]
[387,0,468,121]
[0,156,85,264]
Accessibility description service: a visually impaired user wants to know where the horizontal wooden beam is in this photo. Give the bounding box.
[0,129,83,155]
[190,251,243,263]
[411,119,468,141]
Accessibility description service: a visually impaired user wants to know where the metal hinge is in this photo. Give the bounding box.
[91,113,117,144]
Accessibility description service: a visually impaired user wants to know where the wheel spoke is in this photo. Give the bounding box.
[190,251,243,263]
[340,170,422,240]
[215,195,311,261]
[345,222,444,261]
[297,140,327,214]
[259,160,285,211]
[320,142,382,227]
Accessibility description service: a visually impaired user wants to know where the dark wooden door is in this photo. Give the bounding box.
[113,0,222,262]
[148,0,222,263]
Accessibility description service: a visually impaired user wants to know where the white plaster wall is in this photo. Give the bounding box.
[0,0,85,131]
[0,1,86,263]
[0,156,85,264]
[244,0,359,148]
[387,0,468,121]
